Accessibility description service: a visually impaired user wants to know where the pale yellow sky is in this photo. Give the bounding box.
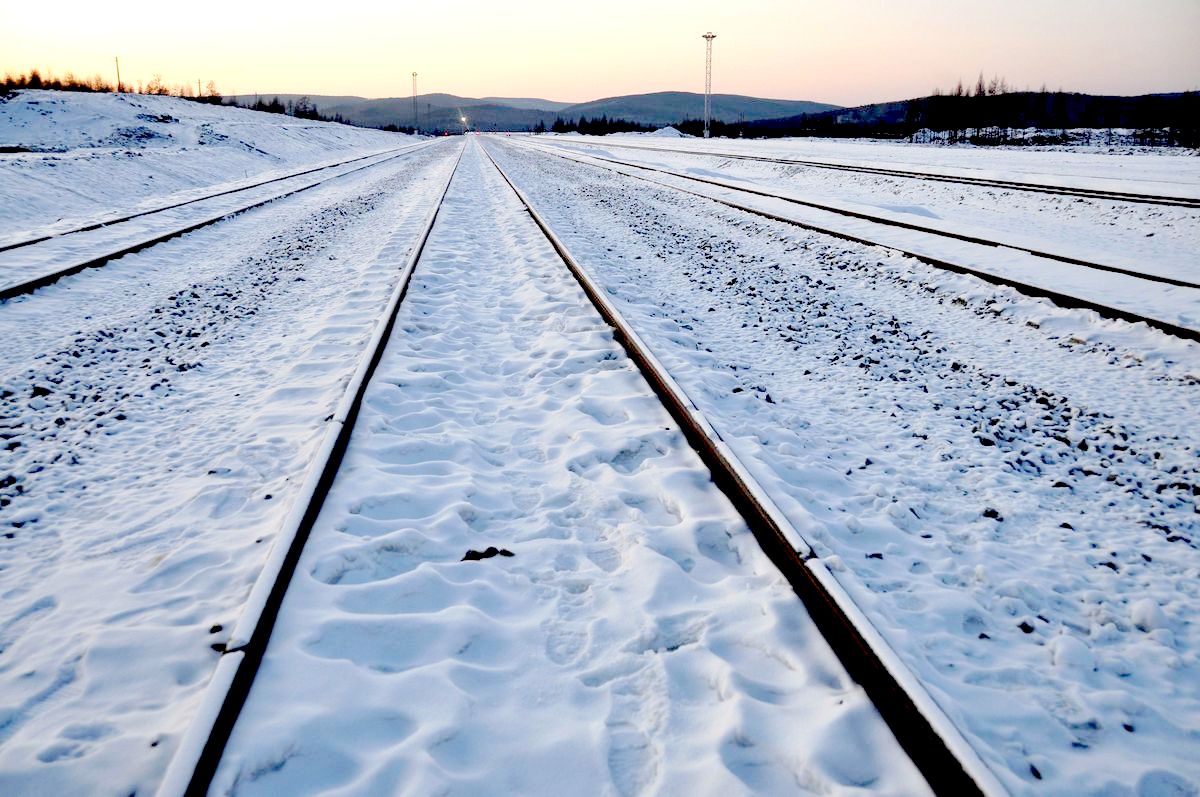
[5,0,1198,105]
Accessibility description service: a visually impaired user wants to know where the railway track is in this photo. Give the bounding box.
[512,137,1200,342]
[0,143,427,254]
[539,137,1200,209]
[0,139,438,301]
[157,137,1004,796]
[155,140,467,797]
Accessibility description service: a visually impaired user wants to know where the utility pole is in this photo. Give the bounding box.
[115,57,122,93]
[197,79,202,98]
[702,32,716,138]
[412,72,419,132]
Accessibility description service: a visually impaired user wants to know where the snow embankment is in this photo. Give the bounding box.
[606,126,688,139]
[0,90,417,240]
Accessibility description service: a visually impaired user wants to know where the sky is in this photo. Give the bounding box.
[5,0,1199,106]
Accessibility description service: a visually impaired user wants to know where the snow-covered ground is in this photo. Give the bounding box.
[0,128,459,792]
[532,137,1200,280]
[0,144,432,295]
[547,134,1200,195]
[211,139,928,796]
[523,138,1200,335]
[4,91,1199,797]
[486,136,1200,796]
[0,90,416,245]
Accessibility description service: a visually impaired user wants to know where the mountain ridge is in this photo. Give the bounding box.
[226,91,840,130]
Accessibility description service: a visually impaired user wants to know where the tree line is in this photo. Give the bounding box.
[2,69,224,104]
[539,115,655,135]
[736,76,1199,148]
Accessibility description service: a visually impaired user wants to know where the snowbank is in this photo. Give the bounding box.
[607,126,688,139]
[0,90,417,239]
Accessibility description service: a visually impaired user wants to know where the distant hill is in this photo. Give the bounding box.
[559,92,839,126]
[227,91,839,131]
[740,90,1199,146]
[481,97,572,111]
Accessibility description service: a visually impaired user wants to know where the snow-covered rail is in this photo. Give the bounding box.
[156,137,1004,796]
[514,138,1200,341]
[154,140,467,797]
[479,141,1006,797]
[0,140,438,301]
[0,144,429,254]
[537,138,1200,208]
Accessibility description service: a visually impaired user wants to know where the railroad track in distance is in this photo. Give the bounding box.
[0,140,438,301]
[538,137,1200,209]
[514,138,1200,342]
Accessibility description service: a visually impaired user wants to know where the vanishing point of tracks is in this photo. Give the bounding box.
[155,138,1004,797]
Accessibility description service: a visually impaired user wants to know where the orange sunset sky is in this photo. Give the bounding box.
[6,0,1199,105]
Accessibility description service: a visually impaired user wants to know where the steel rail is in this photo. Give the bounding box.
[0,142,429,254]
[538,138,1200,208]
[511,138,1200,343]
[480,139,1008,797]
[524,140,1199,290]
[154,139,467,797]
[0,140,440,302]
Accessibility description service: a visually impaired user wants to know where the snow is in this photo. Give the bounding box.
[0,145,432,296]
[0,90,418,246]
[525,138,1200,334]
[604,126,687,140]
[0,112,460,792]
[3,91,1198,796]
[485,136,1200,796]
[554,134,1200,198]
[210,140,929,796]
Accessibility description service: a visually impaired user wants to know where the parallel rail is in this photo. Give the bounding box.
[538,137,1200,208]
[1,143,424,254]
[0,141,437,302]
[513,138,1200,342]
[480,140,1006,797]
[155,140,467,797]
[157,136,1005,795]
[525,140,1198,290]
